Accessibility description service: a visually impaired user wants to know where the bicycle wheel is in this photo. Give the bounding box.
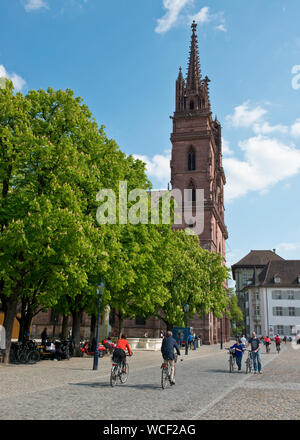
[120,363,129,384]
[229,356,233,373]
[27,350,41,364]
[245,358,250,374]
[110,366,118,387]
[161,367,169,389]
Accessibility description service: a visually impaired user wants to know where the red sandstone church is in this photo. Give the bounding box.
[30,22,231,344]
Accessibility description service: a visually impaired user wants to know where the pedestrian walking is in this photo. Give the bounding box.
[247,331,262,374]
[193,332,197,350]
[230,337,245,371]
[41,328,48,346]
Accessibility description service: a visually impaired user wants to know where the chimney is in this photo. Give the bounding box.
[273,249,276,253]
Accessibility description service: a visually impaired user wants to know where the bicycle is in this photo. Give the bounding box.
[266,343,270,354]
[161,358,177,389]
[245,349,253,374]
[225,348,236,373]
[276,343,281,354]
[110,354,130,387]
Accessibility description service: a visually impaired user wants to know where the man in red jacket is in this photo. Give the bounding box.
[112,334,132,371]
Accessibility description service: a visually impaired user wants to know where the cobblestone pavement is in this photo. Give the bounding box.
[0,343,299,420]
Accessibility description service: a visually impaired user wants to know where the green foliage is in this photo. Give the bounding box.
[228,294,244,326]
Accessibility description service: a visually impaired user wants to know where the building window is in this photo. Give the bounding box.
[242,275,249,286]
[288,291,295,300]
[274,291,282,300]
[255,292,260,301]
[289,325,294,336]
[190,100,194,110]
[274,275,281,284]
[276,325,284,335]
[188,147,196,171]
[288,307,295,317]
[274,307,283,316]
[135,316,146,326]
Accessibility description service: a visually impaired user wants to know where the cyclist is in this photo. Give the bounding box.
[265,336,271,352]
[112,334,132,371]
[161,331,181,385]
[275,334,281,350]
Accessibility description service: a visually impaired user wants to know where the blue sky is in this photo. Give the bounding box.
[1,0,300,283]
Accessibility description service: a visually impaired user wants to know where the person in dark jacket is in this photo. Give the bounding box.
[161,331,181,385]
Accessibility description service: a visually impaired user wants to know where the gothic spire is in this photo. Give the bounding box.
[186,21,201,94]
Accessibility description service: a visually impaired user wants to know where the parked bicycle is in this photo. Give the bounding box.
[9,340,40,364]
[110,354,130,387]
[225,347,236,373]
[245,349,253,374]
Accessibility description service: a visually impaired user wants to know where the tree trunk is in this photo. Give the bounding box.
[71,310,82,357]
[118,313,123,339]
[2,292,19,364]
[61,314,69,339]
[89,314,96,342]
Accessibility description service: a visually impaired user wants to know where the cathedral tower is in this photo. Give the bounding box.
[170,21,230,343]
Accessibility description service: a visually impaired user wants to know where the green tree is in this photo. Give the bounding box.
[155,231,230,330]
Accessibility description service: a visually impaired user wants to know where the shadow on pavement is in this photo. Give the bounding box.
[69,381,161,390]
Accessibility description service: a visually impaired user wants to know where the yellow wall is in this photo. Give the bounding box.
[0,313,21,339]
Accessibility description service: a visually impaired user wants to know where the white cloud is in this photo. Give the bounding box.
[291,119,300,137]
[133,151,171,188]
[155,0,192,34]
[226,102,267,128]
[253,121,289,135]
[24,0,48,11]
[0,65,26,91]
[216,24,227,32]
[223,135,300,201]
[222,138,233,156]
[276,242,300,252]
[190,7,210,24]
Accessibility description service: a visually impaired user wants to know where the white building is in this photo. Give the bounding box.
[245,260,300,338]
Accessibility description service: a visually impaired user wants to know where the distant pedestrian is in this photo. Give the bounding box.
[41,328,48,345]
[193,332,197,350]
[247,331,262,374]
[188,333,193,350]
[0,324,6,350]
[240,334,247,348]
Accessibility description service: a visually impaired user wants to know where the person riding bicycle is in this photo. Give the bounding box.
[265,336,271,350]
[112,334,132,371]
[161,331,180,385]
[275,334,281,348]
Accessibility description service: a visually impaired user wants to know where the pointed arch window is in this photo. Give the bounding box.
[188,147,196,171]
[188,179,196,202]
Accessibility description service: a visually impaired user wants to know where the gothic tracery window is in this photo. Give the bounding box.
[188,147,196,171]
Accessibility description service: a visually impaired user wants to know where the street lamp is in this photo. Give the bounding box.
[220,316,223,350]
[93,280,105,371]
[184,303,189,355]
